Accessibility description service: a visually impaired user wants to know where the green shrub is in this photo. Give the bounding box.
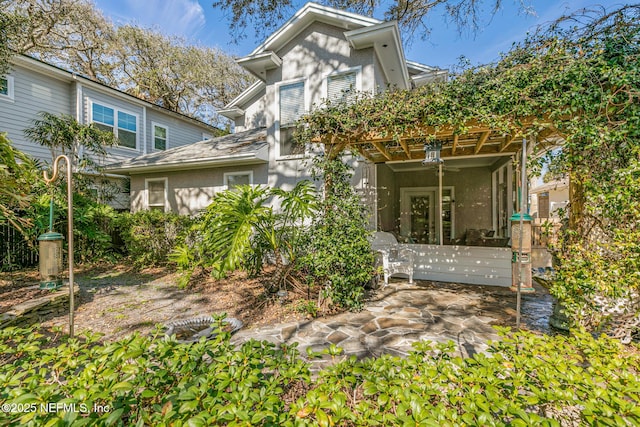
[291,329,640,426]
[172,181,318,290]
[1,326,638,426]
[297,156,375,309]
[116,210,193,267]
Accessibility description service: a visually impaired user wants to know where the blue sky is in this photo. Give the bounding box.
[94,0,607,69]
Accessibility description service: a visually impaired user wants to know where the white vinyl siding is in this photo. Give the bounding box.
[277,80,305,158]
[90,101,138,150]
[146,178,167,211]
[0,76,14,101]
[153,123,168,150]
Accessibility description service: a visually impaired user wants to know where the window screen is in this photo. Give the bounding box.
[148,180,165,210]
[279,81,304,156]
[117,111,137,149]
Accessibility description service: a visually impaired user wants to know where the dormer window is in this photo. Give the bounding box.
[277,80,305,158]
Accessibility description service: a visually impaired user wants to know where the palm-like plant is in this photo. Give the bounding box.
[194,181,318,290]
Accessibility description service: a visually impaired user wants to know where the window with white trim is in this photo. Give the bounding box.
[278,81,305,157]
[0,76,14,101]
[224,171,253,190]
[146,178,167,211]
[91,102,138,149]
[327,70,357,103]
[153,123,168,151]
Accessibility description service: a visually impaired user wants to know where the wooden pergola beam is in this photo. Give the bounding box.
[474,131,491,154]
[451,134,459,155]
[399,139,411,158]
[500,133,517,152]
[371,141,393,161]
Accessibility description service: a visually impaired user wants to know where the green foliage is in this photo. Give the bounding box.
[300,5,640,333]
[179,181,318,289]
[116,210,193,268]
[24,112,117,173]
[0,133,39,235]
[0,323,310,426]
[1,326,638,426]
[292,328,640,426]
[297,156,375,309]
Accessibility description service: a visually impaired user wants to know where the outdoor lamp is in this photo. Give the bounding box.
[422,142,444,165]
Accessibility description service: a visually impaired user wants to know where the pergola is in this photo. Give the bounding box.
[314,119,561,325]
[317,120,560,163]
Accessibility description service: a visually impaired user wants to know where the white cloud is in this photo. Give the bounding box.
[118,0,206,38]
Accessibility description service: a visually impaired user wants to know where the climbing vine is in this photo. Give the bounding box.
[299,5,640,338]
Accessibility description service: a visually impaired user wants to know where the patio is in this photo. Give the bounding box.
[231,278,555,370]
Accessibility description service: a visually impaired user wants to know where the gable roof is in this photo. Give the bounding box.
[105,127,268,174]
[222,2,446,116]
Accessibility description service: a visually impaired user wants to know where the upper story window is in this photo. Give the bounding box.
[91,102,138,150]
[153,123,168,151]
[117,111,137,149]
[327,71,356,102]
[277,80,305,158]
[326,67,361,104]
[0,76,14,101]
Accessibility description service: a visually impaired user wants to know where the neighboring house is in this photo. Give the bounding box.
[529,179,569,221]
[0,54,220,209]
[108,2,528,287]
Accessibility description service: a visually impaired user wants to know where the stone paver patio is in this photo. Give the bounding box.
[231,279,554,369]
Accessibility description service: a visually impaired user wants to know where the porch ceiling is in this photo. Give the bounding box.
[322,122,558,163]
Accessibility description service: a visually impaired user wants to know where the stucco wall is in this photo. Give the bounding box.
[130,164,270,215]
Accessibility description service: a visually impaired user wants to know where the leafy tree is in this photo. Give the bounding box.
[4,0,252,125]
[109,26,252,126]
[1,0,115,81]
[0,9,24,77]
[212,0,534,43]
[0,133,39,235]
[297,156,375,309]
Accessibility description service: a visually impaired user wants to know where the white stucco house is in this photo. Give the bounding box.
[107,2,530,287]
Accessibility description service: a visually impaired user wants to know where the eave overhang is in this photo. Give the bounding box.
[105,145,269,175]
[345,21,410,90]
[236,51,282,81]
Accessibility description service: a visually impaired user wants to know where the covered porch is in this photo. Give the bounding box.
[345,125,539,287]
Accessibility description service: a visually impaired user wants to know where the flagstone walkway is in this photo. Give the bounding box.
[231,279,555,370]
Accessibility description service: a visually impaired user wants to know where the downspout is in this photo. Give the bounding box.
[516,138,527,328]
[74,78,84,163]
[438,162,443,245]
[142,106,147,155]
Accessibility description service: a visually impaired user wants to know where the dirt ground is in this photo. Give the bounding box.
[1,264,308,341]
